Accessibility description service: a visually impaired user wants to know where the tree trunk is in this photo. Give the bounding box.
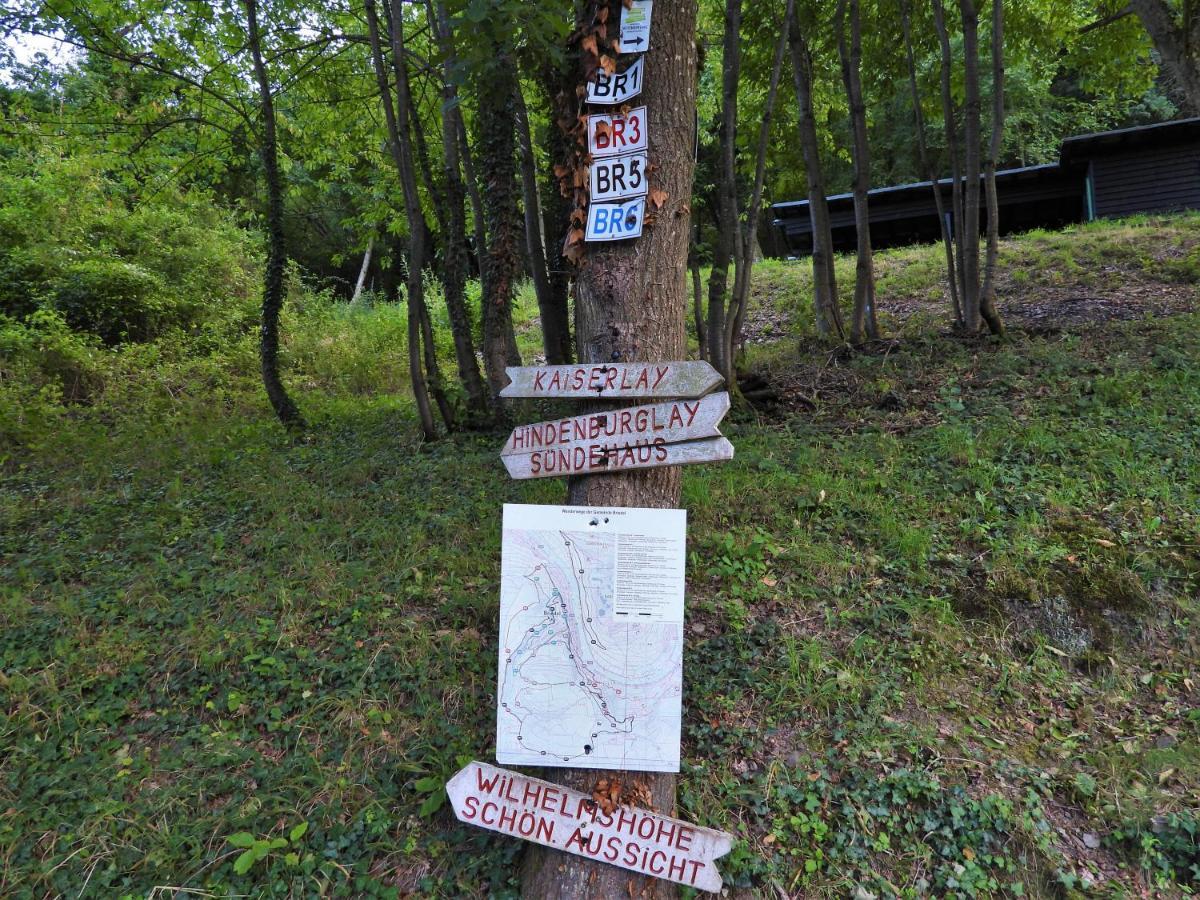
[788,6,845,340]
[900,0,960,324]
[514,77,570,364]
[429,0,492,424]
[1131,0,1200,115]
[244,0,305,432]
[932,0,967,329]
[836,0,880,344]
[351,237,374,307]
[519,0,699,895]
[727,0,792,367]
[534,58,576,365]
[459,117,490,295]
[476,52,525,408]
[709,0,742,386]
[364,0,436,440]
[979,0,1006,336]
[690,224,708,361]
[958,0,982,333]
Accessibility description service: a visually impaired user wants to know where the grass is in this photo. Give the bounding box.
[2,216,1199,897]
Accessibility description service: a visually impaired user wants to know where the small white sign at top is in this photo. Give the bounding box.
[619,0,653,53]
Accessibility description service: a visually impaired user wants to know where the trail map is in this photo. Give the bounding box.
[496,504,685,772]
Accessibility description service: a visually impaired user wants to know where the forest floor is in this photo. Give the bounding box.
[2,214,1198,898]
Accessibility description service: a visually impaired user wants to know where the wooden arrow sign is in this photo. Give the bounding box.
[447,762,732,893]
[501,392,729,457]
[502,436,733,480]
[499,361,722,400]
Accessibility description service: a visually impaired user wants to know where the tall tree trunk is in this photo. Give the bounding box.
[932,0,967,328]
[514,78,570,364]
[788,5,845,340]
[364,0,436,440]
[900,0,960,324]
[836,0,880,344]
[429,0,492,424]
[244,0,304,431]
[520,0,700,896]
[1131,0,1200,115]
[979,0,1006,336]
[727,0,791,369]
[417,288,456,426]
[958,0,982,333]
[351,237,374,307]
[476,53,524,408]
[534,59,576,365]
[708,0,742,386]
[691,223,708,361]
[459,117,490,293]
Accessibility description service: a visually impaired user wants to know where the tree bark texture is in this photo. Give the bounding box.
[514,78,569,365]
[365,0,436,440]
[958,0,983,333]
[836,0,880,344]
[535,57,577,365]
[932,0,967,328]
[1131,0,1200,115]
[519,1,699,895]
[244,0,305,431]
[708,0,742,386]
[979,0,1006,337]
[788,5,844,340]
[429,0,492,424]
[900,0,960,324]
[690,225,708,361]
[476,52,525,409]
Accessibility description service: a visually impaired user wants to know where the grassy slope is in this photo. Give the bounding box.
[1,216,1198,898]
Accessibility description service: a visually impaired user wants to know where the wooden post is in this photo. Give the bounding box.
[519,0,699,896]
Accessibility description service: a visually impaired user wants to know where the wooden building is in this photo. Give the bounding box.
[769,117,1200,257]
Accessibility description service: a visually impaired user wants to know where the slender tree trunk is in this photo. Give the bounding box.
[979,0,1006,336]
[429,0,492,424]
[514,78,569,364]
[788,5,844,340]
[836,0,880,344]
[705,226,730,376]
[958,0,982,333]
[417,288,456,425]
[244,0,304,431]
[932,0,967,328]
[708,0,742,386]
[364,0,436,440]
[534,58,576,364]
[691,224,708,361]
[520,1,699,895]
[476,52,525,408]
[459,117,489,293]
[1131,0,1200,115]
[351,237,374,306]
[727,0,792,371]
[900,0,960,324]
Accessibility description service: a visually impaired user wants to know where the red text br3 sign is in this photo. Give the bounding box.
[588,106,647,158]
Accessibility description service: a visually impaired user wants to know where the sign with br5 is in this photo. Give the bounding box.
[590,152,648,202]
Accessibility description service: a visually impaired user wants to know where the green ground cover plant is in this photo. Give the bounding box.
[1,215,1198,897]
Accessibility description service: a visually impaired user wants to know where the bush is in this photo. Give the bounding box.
[51,257,174,345]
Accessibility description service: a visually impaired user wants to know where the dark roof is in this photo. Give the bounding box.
[1061,116,1200,163]
[770,163,1061,217]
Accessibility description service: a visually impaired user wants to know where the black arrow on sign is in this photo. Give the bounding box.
[624,36,645,47]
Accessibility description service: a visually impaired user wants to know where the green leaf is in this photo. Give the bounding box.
[226,832,256,848]
[233,848,258,875]
[418,792,445,817]
[289,821,309,842]
[268,837,288,850]
[413,776,442,793]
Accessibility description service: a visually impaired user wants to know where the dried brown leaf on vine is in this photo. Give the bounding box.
[599,55,615,75]
[612,39,621,53]
[622,0,633,8]
[592,119,612,140]
[553,164,568,179]
[570,207,586,226]
[573,168,587,188]
[598,5,609,22]
[648,187,668,209]
[592,778,623,815]
[581,33,598,57]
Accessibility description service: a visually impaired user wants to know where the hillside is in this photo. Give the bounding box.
[2,215,1198,897]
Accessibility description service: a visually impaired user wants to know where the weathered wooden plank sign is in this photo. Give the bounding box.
[588,106,647,158]
[586,56,643,104]
[590,151,648,202]
[618,0,654,52]
[500,360,722,400]
[447,762,732,893]
[502,436,733,479]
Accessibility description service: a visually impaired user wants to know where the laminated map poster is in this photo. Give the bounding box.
[496,504,686,773]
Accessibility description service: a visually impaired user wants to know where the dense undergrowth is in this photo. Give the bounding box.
[1,213,1198,897]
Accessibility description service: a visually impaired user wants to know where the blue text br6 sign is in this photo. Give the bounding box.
[585,197,645,242]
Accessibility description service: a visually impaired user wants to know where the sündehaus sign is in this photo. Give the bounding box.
[447,762,732,893]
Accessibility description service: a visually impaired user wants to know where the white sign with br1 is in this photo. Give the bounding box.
[586,56,643,105]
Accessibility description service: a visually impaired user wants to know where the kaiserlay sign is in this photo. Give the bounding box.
[447,762,732,893]
[502,436,733,479]
[590,151,648,202]
[619,0,654,52]
[588,106,647,158]
[586,56,644,105]
[499,360,723,400]
[585,198,645,241]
